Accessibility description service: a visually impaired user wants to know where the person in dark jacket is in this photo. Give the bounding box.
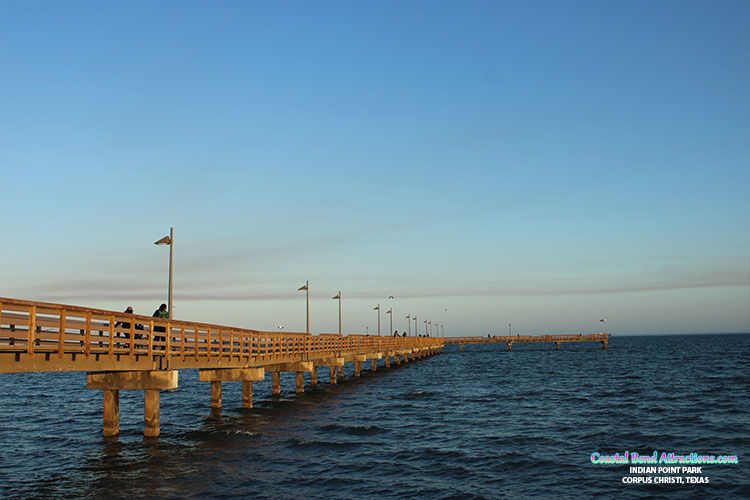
[152,303,168,349]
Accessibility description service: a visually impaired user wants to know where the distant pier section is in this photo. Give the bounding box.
[445,333,609,351]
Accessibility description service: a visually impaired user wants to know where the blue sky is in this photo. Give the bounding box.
[1,0,748,335]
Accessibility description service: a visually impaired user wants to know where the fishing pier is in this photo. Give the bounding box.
[1,297,608,438]
[0,297,441,437]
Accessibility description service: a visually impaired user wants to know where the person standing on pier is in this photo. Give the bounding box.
[152,303,168,349]
[114,306,134,346]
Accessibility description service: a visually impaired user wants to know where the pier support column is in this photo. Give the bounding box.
[266,362,313,395]
[508,343,513,351]
[337,365,343,381]
[87,370,178,437]
[242,382,253,408]
[371,359,377,372]
[211,381,222,408]
[460,344,464,352]
[315,358,343,385]
[199,368,264,409]
[385,356,390,368]
[310,368,318,386]
[354,361,361,377]
[395,354,401,365]
[103,389,119,437]
[555,342,560,351]
[602,341,608,350]
[144,389,160,437]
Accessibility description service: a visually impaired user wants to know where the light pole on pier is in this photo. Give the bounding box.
[373,304,381,336]
[154,227,174,320]
[405,314,411,336]
[600,318,606,334]
[386,308,392,336]
[332,292,341,335]
[423,319,427,335]
[298,281,309,333]
[413,315,417,336]
[428,320,432,336]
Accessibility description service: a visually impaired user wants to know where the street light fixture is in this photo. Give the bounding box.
[373,304,381,336]
[423,319,427,335]
[386,308,392,336]
[298,281,309,333]
[154,227,174,320]
[405,314,411,336]
[428,320,432,336]
[332,292,342,335]
[413,315,417,336]
[600,318,606,334]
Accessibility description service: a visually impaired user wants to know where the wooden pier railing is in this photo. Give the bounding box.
[0,297,440,373]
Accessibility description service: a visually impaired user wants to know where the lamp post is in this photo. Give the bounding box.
[373,304,381,336]
[332,292,341,335]
[405,314,411,336]
[440,324,444,337]
[413,315,417,335]
[428,320,432,336]
[423,319,427,335]
[386,308,392,336]
[154,227,174,320]
[600,318,606,334]
[298,281,309,333]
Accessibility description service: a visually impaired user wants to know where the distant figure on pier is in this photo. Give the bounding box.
[115,306,144,347]
[393,330,398,337]
[152,303,168,348]
[402,332,407,337]
[114,307,134,344]
[114,306,134,331]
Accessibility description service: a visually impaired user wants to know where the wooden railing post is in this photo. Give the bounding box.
[194,327,200,361]
[58,310,65,358]
[165,321,171,356]
[206,326,212,359]
[180,325,186,360]
[84,311,91,358]
[148,320,154,357]
[108,315,115,358]
[27,305,36,358]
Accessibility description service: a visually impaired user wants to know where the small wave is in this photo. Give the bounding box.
[288,438,364,449]
[228,429,257,437]
[320,423,386,436]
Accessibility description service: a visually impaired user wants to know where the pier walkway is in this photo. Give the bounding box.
[444,334,609,351]
[0,297,441,437]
